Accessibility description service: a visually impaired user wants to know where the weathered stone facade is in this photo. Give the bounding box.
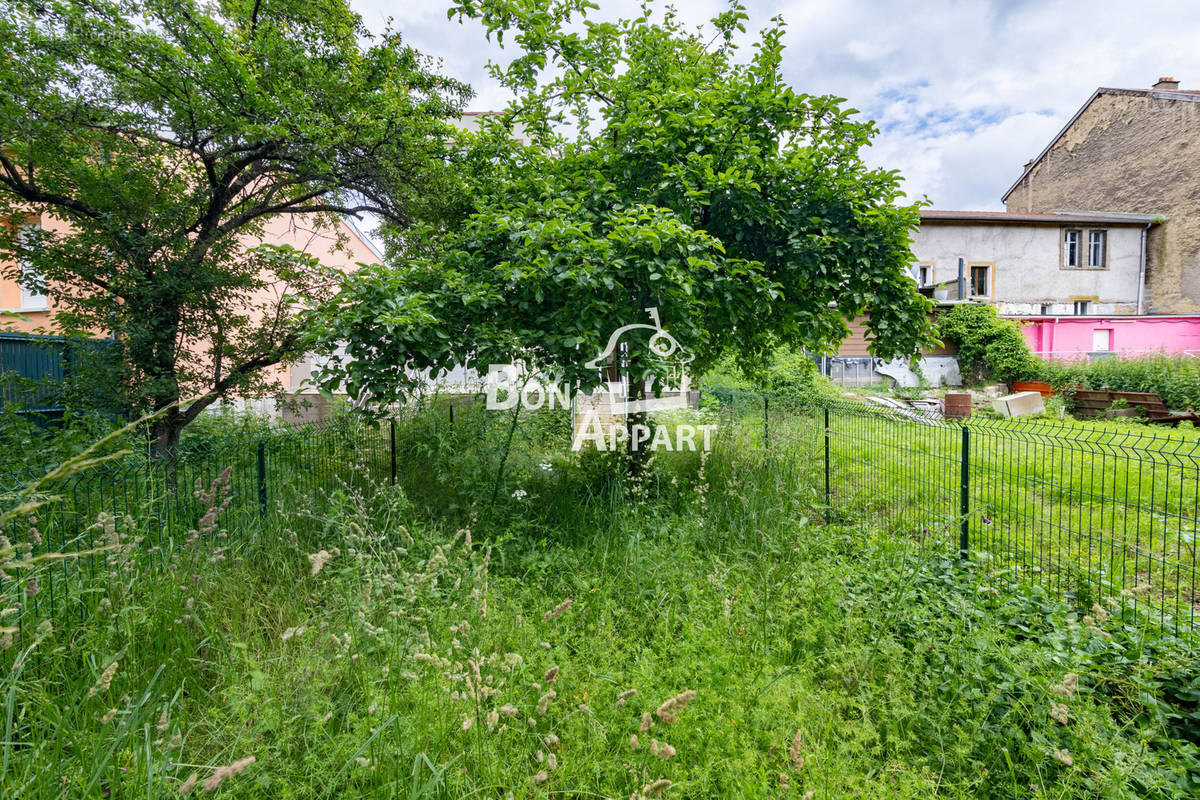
[1003,86,1200,313]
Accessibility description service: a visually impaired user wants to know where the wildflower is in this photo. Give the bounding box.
[544,666,559,684]
[788,728,805,772]
[157,708,169,733]
[655,689,696,724]
[539,462,552,471]
[512,489,528,500]
[355,757,371,768]
[177,773,198,795]
[308,549,336,576]
[616,688,638,707]
[100,708,118,725]
[533,770,548,784]
[547,753,558,771]
[544,733,559,747]
[281,626,305,642]
[578,702,591,714]
[630,734,640,750]
[537,690,557,715]
[1050,673,1079,699]
[641,778,672,798]
[499,704,518,717]
[24,578,38,598]
[1051,748,1073,766]
[1091,602,1109,623]
[640,712,653,732]
[540,641,551,650]
[462,716,473,731]
[652,739,676,759]
[201,756,255,791]
[487,710,499,730]
[88,661,119,698]
[1050,702,1069,725]
[543,599,572,621]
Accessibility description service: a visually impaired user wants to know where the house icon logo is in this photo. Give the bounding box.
[582,307,692,415]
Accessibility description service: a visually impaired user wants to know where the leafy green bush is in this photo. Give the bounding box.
[936,303,1040,384]
[705,347,842,409]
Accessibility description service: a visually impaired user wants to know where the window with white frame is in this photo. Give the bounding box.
[1073,300,1091,315]
[1088,230,1106,267]
[1064,230,1081,268]
[17,224,47,310]
[916,262,932,287]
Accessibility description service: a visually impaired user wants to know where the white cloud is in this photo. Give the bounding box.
[353,0,1200,210]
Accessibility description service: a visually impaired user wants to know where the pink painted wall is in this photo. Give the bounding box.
[1015,316,1200,360]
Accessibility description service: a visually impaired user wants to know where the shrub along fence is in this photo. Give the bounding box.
[0,416,394,656]
[710,389,1199,644]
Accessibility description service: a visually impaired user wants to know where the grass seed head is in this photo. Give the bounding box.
[544,599,572,621]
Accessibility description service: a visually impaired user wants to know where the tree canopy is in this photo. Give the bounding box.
[314,0,934,405]
[0,0,468,445]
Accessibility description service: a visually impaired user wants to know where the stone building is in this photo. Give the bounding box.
[1002,77,1200,313]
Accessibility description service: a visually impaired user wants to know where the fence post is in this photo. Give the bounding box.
[389,418,397,486]
[449,402,454,428]
[256,440,267,517]
[823,406,831,524]
[763,395,769,448]
[959,425,970,558]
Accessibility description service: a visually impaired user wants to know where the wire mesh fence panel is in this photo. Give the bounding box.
[0,416,392,659]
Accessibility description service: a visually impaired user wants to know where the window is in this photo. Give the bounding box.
[16,224,46,311]
[1064,230,1081,267]
[1073,300,1091,315]
[1092,328,1113,352]
[968,263,991,297]
[1088,230,1106,267]
[1040,304,1052,315]
[916,263,932,287]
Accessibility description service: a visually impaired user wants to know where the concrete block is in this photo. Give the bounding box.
[992,391,1045,418]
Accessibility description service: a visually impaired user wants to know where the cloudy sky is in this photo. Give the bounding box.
[353,0,1200,211]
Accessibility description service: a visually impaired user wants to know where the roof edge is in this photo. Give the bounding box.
[1000,89,1101,203]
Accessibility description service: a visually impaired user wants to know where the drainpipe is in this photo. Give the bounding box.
[957,257,965,301]
[1136,223,1150,315]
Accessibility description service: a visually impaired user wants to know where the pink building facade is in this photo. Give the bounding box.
[1015,315,1200,360]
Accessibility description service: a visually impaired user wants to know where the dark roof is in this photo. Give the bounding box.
[921,209,1159,226]
[1001,86,1200,203]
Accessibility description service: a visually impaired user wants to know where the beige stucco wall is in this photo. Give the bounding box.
[1005,92,1200,313]
[913,222,1144,315]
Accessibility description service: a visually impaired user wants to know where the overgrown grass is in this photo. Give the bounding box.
[1,405,1197,798]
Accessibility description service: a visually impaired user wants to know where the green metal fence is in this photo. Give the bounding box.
[0,331,123,419]
[0,416,394,655]
[707,389,1200,643]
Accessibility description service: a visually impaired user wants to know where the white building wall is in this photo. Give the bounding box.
[912,223,1144,315]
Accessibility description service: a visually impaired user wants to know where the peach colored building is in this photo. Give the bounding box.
[1,212,382,415]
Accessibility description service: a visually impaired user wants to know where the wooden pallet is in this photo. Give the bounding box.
[1070,389,1200,425]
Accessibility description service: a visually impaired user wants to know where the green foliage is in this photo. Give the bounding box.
[1041,355,1200,410]
[315,0,935,406]
[706,347,841,409]
[4,403,1197,797]
[0,0,469,446]
[936,303,1040,384]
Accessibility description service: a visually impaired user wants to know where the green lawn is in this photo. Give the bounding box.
[1,404,1197,798]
